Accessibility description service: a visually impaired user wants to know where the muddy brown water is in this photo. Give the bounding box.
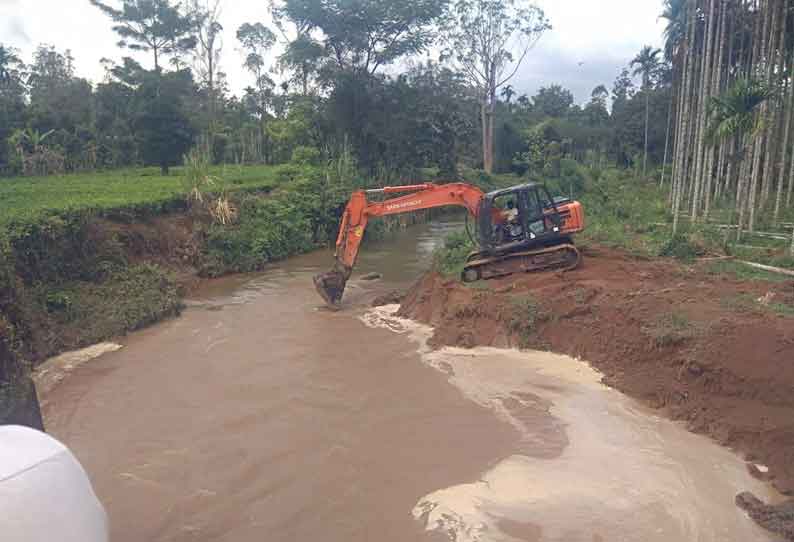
[42,218,781,542]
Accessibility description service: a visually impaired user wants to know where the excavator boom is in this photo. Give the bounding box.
[314,183,484,307]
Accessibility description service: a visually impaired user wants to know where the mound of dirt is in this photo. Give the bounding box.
[398,245,794,495]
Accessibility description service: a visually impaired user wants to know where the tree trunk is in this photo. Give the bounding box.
[703,0,728,219]
[692,0,717,221]
[774,61,792,222]
[673,1,698,235]
[661,95,673,187]
[481,100,492,173]
[737,140,752,240]
[748,0,775,231]
[643,88,650,177]
[761,0,785,209]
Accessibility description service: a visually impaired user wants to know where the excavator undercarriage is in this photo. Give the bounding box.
[461,242,582,283]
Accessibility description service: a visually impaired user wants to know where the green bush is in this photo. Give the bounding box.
[559,158,587,197]
[201,190,320,277]
[291,146,322,166]
[434,231,475,277]
[659,233,705,262]
[39,264,182,342]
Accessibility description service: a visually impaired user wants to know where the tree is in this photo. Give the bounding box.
[532,84,574,118]
[268,1,325,95]
[500,84,516,109]
[584,85,610,131]
[134,71,197,174]
[271,0,447,77]
[706,77,775,239]
[0,45,27,172]
[591,85,609,108]
[190,0,224,127]
[89,0,198,72]
[631,45,661,177]
[660,0,687,63]
[237,22,277,162]
[237,23,276,92]
[441,0,550,173]
[0,46,25,87]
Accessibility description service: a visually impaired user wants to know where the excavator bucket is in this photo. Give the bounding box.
[313,269,349,309]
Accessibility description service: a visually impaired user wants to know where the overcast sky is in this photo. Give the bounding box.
[0,0,666,104]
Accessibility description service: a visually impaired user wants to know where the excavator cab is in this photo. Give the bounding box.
[477,184,571,252]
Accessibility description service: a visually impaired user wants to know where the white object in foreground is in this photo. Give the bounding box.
[0,425,108,542]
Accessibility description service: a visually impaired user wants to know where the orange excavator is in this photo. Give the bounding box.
[314,182,585,308]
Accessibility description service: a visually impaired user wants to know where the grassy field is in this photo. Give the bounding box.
[0,165,283,226]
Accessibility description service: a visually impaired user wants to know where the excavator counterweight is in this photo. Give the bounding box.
[314,182,585,308]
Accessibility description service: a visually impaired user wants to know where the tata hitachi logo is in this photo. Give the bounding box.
[385,200,422,211]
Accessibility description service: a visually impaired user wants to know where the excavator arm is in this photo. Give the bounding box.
[314,183,485,307]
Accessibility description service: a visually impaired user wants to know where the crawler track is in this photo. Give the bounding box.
[461,243,582,282]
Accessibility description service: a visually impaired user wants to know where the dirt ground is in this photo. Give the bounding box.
[397,245,794,498]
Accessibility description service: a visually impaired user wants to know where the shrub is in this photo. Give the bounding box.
[182,147,216,204]
[200,193,318,277]
[509,295,549,348]
[291,146,322,166]
[659,233,705,262]
[435,231,475,277]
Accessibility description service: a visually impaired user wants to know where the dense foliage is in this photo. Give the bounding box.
[0,0,689,185]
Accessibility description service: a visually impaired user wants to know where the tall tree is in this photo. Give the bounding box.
[440,0,550,173]
[661,0,687,63]
[532,84,574,118]
[134,70,197,174]
[271,0,446,77]
[269,0,325,95]
[236,23,276,96]
[631,45,661,177]
[89,0,198,72]
[190,0,224,128]
[0,45,27,173]
[706,77,774,239]
[237,22,277,162]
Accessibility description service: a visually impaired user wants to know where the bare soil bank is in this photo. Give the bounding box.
[398,245,794,496]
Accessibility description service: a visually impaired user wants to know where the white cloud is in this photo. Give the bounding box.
[2,0,666,102]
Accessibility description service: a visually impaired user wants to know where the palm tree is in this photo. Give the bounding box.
[631,46,661,177]
[706,77,775,239]
[500,84,516,106]
[660,0,687,62]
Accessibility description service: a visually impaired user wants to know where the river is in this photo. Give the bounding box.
[41,217,780,542]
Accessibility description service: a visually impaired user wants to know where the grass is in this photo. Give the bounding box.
[721,293,794,316]
[0,164,283,226]
[36,264,183,345]
[509,295,550,348]
[705,260,793,282]
[643,312,696,349]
